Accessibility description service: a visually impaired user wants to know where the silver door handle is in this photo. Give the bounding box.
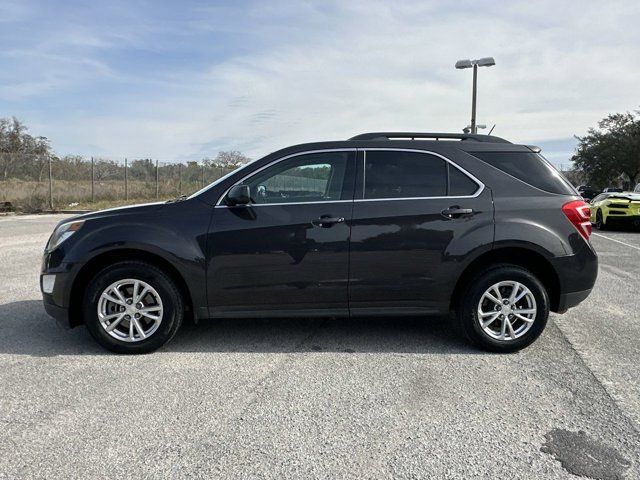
[441,207,474,219]
[312,216,345,227]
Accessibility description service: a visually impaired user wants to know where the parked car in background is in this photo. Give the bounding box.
[589,192,640,230]
[41,132,598,354]
[603,187,624,193]
[577,185,600,201]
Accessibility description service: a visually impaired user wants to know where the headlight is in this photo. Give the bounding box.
[46,220,84,251]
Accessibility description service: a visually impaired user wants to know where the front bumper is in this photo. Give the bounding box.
[42,297,71,329]
[40,255,78,327]
[605,214,640,226]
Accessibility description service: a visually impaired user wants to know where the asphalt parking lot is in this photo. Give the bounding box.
[1,214,639,479]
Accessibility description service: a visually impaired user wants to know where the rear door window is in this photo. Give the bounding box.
[471,151,576,195]
[363,151,447,199]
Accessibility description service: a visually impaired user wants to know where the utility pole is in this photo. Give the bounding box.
[48,155,53,210]
[471,64,478,134]
[455,57,495,134]
[124,158,128,201]
[91,157,95,202]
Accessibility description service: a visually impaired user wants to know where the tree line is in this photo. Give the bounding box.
[5,112,640,192]
[572,110,640,189]
[0,117,251,182]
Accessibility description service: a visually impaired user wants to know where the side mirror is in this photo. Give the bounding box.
[227,184,251,206]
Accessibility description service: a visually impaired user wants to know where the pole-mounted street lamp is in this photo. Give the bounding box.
[455,57,495,134]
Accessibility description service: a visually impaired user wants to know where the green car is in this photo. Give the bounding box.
[589,192,640,230]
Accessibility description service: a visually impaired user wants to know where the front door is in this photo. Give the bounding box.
[349,148,494,315]
[207,150,356,317]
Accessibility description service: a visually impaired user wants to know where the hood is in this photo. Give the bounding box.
[604,193,640,202]
[61,201,165,224]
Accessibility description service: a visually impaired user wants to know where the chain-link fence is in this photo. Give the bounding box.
[0,153,582,213]
[0,153,237,212]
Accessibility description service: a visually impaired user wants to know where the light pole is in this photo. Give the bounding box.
[455,57,495,134]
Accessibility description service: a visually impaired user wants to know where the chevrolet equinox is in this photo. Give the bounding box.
[41,132,598,353]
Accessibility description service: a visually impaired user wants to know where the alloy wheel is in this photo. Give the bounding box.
[97,279,164,342]
[477,281,537,341]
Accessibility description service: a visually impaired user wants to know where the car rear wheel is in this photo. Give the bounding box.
[83,261,184,354]
[456,264,549,352]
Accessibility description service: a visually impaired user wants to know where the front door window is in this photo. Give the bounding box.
[244,152,351,204]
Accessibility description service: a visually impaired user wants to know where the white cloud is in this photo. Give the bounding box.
[6,0,640,165]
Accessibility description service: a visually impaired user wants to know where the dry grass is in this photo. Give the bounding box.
[0,179,203,212]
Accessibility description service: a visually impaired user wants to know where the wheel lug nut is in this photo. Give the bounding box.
[134,313,140,319]
[499,314,505,319]
[126,299,133,305]
[125,315,131,320]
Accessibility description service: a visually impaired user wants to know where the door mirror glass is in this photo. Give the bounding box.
[227,184,251,205]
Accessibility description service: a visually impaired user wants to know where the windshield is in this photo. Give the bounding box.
[187,159,260,199]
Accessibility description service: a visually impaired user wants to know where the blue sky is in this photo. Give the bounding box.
[1,0,639,166]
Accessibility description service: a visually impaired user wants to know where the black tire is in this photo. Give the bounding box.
[595,210,608,231]
[83,261,184,354]
[456,264,549,353]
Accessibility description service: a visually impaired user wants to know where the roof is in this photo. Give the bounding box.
[348,132,511,144]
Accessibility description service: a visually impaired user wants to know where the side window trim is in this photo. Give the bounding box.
[356,148,484,202]
[362,150,367,199]
[215,148,357,207]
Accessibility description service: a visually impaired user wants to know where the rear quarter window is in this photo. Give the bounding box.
[449,164,479,196]
[471,151,576,195]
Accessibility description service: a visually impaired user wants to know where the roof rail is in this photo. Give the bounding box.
[348,132,511,144]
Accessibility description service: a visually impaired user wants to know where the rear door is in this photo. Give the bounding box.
[349,148,494,315]
[207,149,356,317]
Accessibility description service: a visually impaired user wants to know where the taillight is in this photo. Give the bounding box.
[562,200,592,241]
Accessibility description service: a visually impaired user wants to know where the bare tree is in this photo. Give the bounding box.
[210,150,251,168]
[0,117,52,179]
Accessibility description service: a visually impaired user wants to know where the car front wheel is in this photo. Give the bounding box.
[457,264,549,352]
[83,261,184,354]
[595,209,608,230]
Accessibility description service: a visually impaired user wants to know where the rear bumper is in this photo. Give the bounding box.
[549,239,598,312]
[557,288,592,311]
